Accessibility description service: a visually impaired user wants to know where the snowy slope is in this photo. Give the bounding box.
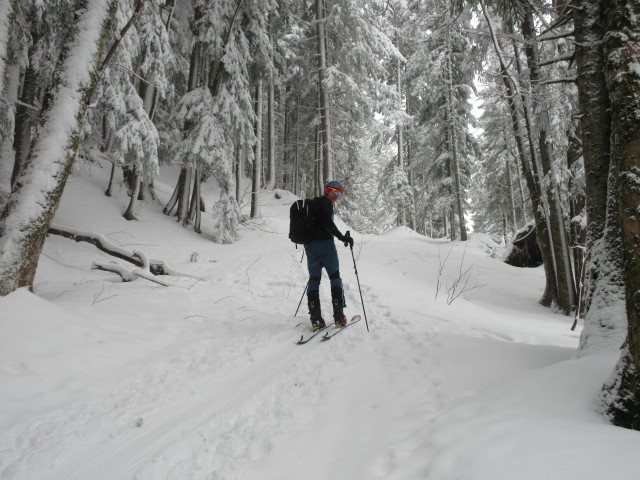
[1,163,639,480]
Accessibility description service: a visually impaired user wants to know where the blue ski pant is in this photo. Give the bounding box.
[304,239,342,292]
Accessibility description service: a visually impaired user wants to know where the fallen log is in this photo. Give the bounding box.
[92,262,171,286]
[48,225,182,276]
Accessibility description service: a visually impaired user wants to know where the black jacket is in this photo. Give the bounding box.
[310,196,346,242]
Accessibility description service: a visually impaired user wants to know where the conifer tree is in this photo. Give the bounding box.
[404,0,477,239]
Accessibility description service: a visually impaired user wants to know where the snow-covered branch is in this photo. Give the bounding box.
[48,225,182,276]
[91,261,171,286]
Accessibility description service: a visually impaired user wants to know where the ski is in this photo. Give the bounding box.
[321,315,362,341]
[296,324,333,345]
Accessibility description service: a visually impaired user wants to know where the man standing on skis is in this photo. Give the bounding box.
[305,181,354,331]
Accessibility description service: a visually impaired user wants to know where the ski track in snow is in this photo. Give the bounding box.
[2,174,601,480]
[0,242,401,480]
[1,243,446,480]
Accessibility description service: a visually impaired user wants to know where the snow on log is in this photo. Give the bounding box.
[91,262,171,286]
[48,225,182,276]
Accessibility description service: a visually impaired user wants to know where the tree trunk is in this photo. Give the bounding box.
[163,167,185,215]
[508,38,558,307]
[316,123,323,195]
[449,208,455,242]
[601,0,640,430]
[235,142,243,203]
[481,4,557,306]
[0,62,20,212]
[316,0,332,183]
[168,40,202,227]
[407,130,417,231]
[179,167,192,225]
[266,32,276,190]
[123,165,141,220]
[396,59,406,227]
[282,84,290,191]
[500,68,557,306]
[573,0,627,355]
[445,19,467,241]
[101,115,117,197]
[521,4,575,313]
[0,0,12,100]
[293,90,300,196]
[251,80,263,219]
[12,64,39,186]
[0,0,117,296]
[538,127,577,313]
[567,121,586,306]
[506,158,518,234]
[188,169,201,233]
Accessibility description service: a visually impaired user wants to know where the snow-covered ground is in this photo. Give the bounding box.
[1,163,639,480]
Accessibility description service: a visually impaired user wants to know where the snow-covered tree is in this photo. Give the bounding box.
[276,0,401,200]
[0,0,117,296]
[0,0,76,212]
[404,0,478,239]
[91,0,172,220]
[163,0,273,239]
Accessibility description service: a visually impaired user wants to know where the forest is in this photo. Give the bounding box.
[0,0,639,431]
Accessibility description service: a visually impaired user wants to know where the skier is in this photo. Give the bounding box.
[305,181,354,331]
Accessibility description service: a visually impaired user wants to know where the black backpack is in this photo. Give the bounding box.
[289,198,319,245]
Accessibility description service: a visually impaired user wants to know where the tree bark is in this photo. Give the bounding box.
[601,0,640,430]
[0,0,12,102]
[510,28,558,307]
[396,58,406,227]
[123,165,141,220]
[235,142,243,203]
[12,61,39,186]
[251,80,263,219]
[0,61,20,212]
[567,120,586,309]
[188,168,202,233]
[481,2,557,305]
[316,0,332,183]
[178,167,192,224]
[170,39,202,227]
[445,20,467,241]
[506,158,518,234]
[293,90,300,196]
[573,0,627,355]
[521,3,575,313]
[163,167,185,215]
[266,31,276,190]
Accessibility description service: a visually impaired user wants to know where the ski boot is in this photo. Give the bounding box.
[331,286,347,327]
[308,290,326,331]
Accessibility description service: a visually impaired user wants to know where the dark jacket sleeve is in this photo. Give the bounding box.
[314,197,345,241]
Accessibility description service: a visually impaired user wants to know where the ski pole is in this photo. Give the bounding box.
[294,251,323,318]
[294,278,310,317]
[349,244,370,332]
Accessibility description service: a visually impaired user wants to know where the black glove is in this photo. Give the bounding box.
[343,230,354,248]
